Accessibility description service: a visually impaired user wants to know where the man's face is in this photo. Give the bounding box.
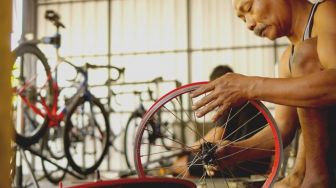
[232,0,291,40]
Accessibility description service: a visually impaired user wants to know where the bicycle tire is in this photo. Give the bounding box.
[45,126,66,160]
[12,43,52,147]
[63,95,110,175]
[124,110,151,169]
[41,130,68,184]
[134,82,283,188]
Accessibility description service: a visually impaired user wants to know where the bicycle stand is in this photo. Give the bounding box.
[13,144,86,188]
[12,145,40,188]
[20,148,40,188]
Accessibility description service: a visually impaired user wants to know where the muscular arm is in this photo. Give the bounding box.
[215,48,300,165]
[248,69,336,107]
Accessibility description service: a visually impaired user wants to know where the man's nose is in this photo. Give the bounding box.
[246,16,256,31]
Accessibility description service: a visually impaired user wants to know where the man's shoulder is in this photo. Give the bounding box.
[315,1,336,33]
[319,1,336,13]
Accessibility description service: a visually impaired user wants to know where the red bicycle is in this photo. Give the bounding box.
[11,10,123,185]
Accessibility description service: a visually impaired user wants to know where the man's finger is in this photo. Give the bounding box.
[211,103,230,122]
[194,99,221,118]
[190,83,215,98]
[191,91,217,112]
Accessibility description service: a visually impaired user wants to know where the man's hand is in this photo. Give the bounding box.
[190,73,252,122]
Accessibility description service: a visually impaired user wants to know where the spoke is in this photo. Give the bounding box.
[207,123,270,155]
[189,96,201,143]
[160,104,205,142]
[143,128,194,151]
[141,142,188,151]
[226,143,275,152]
[206,102,250,153]
[198,171,207,187]
[173,96,210,145]
[220,102,250,129]
[208,110,262,154]
[229,124,269,144]
[152,105,187,150]
[222,111,261,141]
[142,153,203,176]
[202,93,206,144]
[216,137,276,161]
[220,108,233,142]
[178,152,202,179]
[160,105,178,136]
[213,158,236,187]
[140,147,185,158]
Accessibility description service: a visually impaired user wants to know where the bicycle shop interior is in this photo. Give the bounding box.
[2,0,309,187]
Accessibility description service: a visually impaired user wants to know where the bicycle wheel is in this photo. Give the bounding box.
[134,82,283,188]
[45,126,66,160]
[41,128,68,184]
[64,95,110,175]
[12,43,52,147]
[124,109,150,170]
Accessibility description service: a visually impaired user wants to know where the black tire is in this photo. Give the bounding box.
[12,43,52,147]
[41,129,67,184]
[124,111,150,169]
[63,96,110,175]
[44,126,66,160]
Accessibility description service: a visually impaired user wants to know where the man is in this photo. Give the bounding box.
[190,0,336,187]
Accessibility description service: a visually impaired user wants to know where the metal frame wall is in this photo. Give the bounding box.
[30,0,287,84]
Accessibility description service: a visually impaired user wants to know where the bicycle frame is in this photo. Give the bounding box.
[15,56,91,129]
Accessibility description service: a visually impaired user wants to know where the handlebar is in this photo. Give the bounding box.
[86,63,125,82]
[86,63,125,72]
[151,76,163,83]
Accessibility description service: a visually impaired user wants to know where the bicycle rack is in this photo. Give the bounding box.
[13,144,86,188]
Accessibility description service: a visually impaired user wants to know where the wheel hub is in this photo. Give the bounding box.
[201,142,217,165]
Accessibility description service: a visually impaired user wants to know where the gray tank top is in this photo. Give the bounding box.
[289,1,321,73]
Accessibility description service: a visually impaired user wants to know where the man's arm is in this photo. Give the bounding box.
[248,69,336,107]
[215,47,300,166]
